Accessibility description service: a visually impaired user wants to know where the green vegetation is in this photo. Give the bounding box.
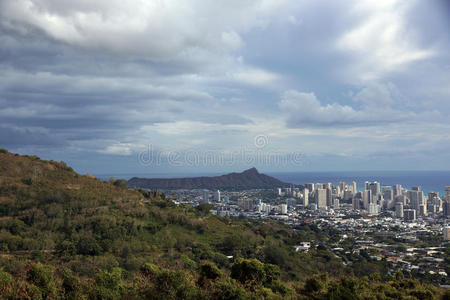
[0,150,446,299]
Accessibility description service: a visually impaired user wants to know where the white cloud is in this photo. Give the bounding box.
[279,89,417,127]
[0,0,290,58]
[353,82,396,107]
[336,0,434,80]
[230,67,280,86]
[280,90,364,126]
[287,15,301,25]
[100,143,133,156]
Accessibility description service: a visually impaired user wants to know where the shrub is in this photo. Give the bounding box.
[231,259,265,286]
[91,268,124,299]
[21,177,33,185]
[27,263,57,298]
[199,261,222,281]
[212,279,249,300]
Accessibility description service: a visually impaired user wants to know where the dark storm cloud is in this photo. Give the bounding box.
[0,124,66,147]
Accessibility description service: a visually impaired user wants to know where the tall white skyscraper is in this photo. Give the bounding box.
[338,181,346,196]
[303,188,309,207]
[395,202,404,218]
[215,190,221,202]
[382,186,393,209]
[393,184,402,198]
[409,188,426,216]
[316,189,327,208]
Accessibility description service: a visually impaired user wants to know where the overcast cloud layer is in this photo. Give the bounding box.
[0,0,449,173]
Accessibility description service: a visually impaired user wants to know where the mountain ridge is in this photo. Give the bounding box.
[128,167,292,190]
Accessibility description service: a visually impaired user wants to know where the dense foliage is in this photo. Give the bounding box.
[0,149,447,299]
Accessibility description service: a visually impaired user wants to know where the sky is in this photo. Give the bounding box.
[0,0,449,175]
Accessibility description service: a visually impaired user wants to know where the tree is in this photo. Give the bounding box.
[27,263,57,299]
[198,261,222,285]
[113,179,129,189]
[231,259,266,286]
[91,268,124,299]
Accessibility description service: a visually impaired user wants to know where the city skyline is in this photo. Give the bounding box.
[0,1,449,174]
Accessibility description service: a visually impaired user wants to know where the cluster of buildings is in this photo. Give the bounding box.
[278,182,450,222]
[167,182,450,225]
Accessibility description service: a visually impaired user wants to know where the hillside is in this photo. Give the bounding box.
[0,148,446,299]
[128,167,291,190]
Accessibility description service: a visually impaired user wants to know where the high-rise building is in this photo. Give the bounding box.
[365,181,370,191]
[281,204,288,214]
[443,227,450,241]
[215,190,221,202]
[404,209,416,222]
[427,202,437,215]
[333,199,340,209]
[430,196,442,212]
[352,196,361,210]
[368,203,379,215]
[336,186,341,197]
[409,189,426,216]
[446,186,450,201]
[338,182,346,196]
[352,181,357,193]
[305,183,315,191]
[395,194,407,205]
[368,182,380,198]
[286,198,297,208]
[395,202,404,218]
[258,203,271,214]
[393,184,402,198]
[443,200,450,218]
[419,205,427,217]
[382,186,394,209]
[326,187,332,207]
[277,188,283,196]
[316,188,327,208]
[303,188,309,207]
[428,192,439,202]
[362,190,372,210]
[343,190,353,201]
[225,196,229,204]
[238,199,254,211]
[202,190,209,203]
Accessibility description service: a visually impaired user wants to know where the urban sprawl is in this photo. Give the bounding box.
[164,181,450,285]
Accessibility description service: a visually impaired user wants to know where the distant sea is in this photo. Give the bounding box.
[96,170,450,195]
